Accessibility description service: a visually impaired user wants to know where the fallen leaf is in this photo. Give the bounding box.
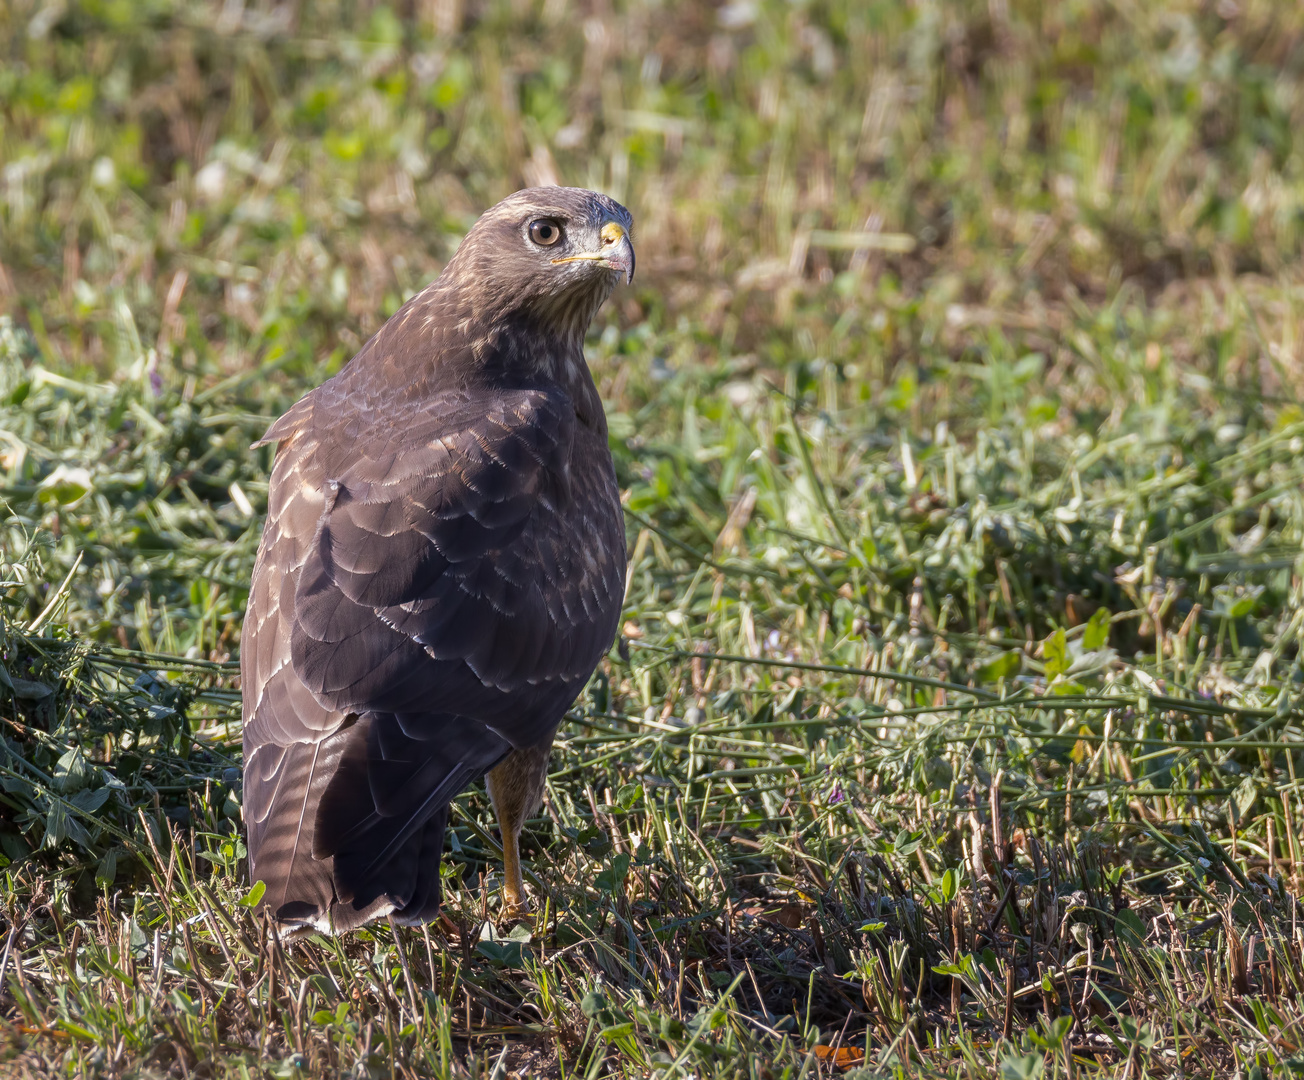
[736,902,806,929]
[813,1045,865,1071]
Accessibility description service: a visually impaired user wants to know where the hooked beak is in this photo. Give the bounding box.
[552,221,635,284]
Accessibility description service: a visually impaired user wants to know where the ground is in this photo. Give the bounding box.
[2,1,1304,1077]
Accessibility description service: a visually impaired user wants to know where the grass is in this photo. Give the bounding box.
[4,0,1304,1076]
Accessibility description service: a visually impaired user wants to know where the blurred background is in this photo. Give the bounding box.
[6,0,1303,391]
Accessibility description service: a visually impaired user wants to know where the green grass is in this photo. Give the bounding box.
[4,0,1304,1076]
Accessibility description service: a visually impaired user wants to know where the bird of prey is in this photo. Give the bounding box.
[240,187,632,934]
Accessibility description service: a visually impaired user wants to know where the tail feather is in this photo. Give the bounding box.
[244,710,509,933]
[245,735,345,925]
[330,806,450,931]
[391,805,450,925]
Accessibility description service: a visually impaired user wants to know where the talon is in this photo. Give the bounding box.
[501,899,530,921]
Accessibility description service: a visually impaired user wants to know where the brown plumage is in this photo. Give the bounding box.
[240,188,632,933]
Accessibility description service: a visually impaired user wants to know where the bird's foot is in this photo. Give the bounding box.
[499,889,531,923]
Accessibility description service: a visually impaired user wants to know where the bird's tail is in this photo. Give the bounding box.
[245,711,510,934]
[244,732,344,932]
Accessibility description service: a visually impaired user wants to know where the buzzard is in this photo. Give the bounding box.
[240,188,632,933]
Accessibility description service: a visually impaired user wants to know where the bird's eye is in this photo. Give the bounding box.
[529,219,562,247]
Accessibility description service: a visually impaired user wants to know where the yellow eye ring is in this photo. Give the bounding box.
[529,219,563,246]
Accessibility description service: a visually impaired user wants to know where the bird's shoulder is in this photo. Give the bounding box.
[261,374,579,480]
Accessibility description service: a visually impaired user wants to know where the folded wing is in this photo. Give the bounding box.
[241,384,624,928]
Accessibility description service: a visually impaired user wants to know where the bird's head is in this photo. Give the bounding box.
[442,187,635,339]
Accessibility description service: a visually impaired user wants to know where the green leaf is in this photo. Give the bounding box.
[575,825,612,858]
[69,786,110,814]
[976,650,1021,683]
[323,131,364,161]
[595,852,632,893]
[239,880,267,908]
[170,989,200,1017]
[999,1051,1045,1080]
[1029,1015,1072,1051]
[37,464,92,505]
[95,849,118,889]
[1114,908,1146,948]
[1043,627,1068,679]
[476,939,529,967]
[53,747,91,794]
[1213,583,1263,619]
[893,828,922,857]
[364,5,404,45]
[940,867,961,902]
[886,371,917,411]
[1082,606,1111,651]
[11,677,53,701]
[599,1022,636,1041]
[1232,776,1258,823]
[476,921,531,967]
[57,1020,100,1043]
[1118,1016,1158,1049]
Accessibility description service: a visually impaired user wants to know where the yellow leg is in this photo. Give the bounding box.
[486,744,552,919]
[500,821,525,915]
[487,757,532,917]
